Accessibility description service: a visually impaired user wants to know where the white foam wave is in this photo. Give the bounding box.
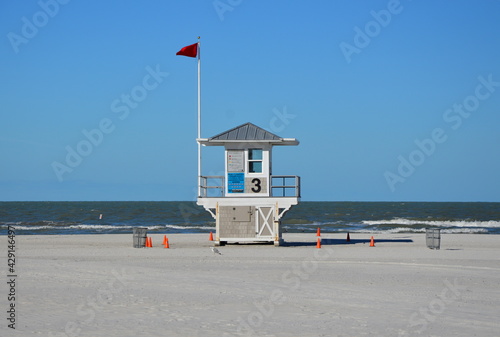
[12,223,214,231]
[14,225,55,230]
[441,228,489,234]
[352,227,489,234]
[164,224,214,230]
[362,218,500,228]
[0,222,22,226]
[387,227,488,234]
[67,224,134,230]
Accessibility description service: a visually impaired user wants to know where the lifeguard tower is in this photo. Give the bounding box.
[197,122,300,246]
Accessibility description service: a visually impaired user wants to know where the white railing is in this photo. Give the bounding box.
[270,175,301,197]
[199,175,300,198]
[199,176,225,197]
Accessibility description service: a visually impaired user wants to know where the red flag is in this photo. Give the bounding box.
[176,43,198,58]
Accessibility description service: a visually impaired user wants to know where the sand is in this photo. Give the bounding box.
[2,233,500,336]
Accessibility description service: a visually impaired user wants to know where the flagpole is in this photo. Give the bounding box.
[197,36,202,197]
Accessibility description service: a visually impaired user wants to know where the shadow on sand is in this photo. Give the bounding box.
[281,237,414,247]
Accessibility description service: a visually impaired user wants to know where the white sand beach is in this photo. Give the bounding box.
[3,233,500,336]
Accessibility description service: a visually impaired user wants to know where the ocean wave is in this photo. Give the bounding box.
[12,224,129,231]
[67,224,134,230]
[164,224,214,230]
[362,218,500,228]
[13,225,55,230]
[5,222,214,232]
[353,227,489,234]
[441,228,489,234]
[284,221,347,228]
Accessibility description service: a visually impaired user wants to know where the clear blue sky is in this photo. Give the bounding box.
[1,0,499,202]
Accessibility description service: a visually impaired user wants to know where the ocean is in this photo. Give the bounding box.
[1,201,499,235]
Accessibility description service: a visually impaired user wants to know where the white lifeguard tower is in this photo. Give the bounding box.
[197,122,300,246]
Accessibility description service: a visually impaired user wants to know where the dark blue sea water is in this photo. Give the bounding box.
[0,201,499,235]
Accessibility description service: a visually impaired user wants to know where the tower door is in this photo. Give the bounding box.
[255,206,274,238]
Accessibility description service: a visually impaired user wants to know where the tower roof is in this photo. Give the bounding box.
[198,122,298,146]
[211,122,280,141]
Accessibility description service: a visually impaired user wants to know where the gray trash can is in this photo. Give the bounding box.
[426,228,440,250]
[133,227,147,248]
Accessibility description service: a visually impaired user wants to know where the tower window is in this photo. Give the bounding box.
[248,149,263,173]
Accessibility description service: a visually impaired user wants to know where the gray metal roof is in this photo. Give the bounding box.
[209,123,281,141]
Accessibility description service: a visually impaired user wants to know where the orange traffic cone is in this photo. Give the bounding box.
[370,236,375,247]
[316,238,321,248]
[145,236,150,248]
[148,237,153,248]
[209,232,213,241]
[346,232,351,242]
[164,237,169,249]
[316,227,321,237]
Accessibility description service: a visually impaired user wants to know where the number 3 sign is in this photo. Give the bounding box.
[251,178,262,193]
